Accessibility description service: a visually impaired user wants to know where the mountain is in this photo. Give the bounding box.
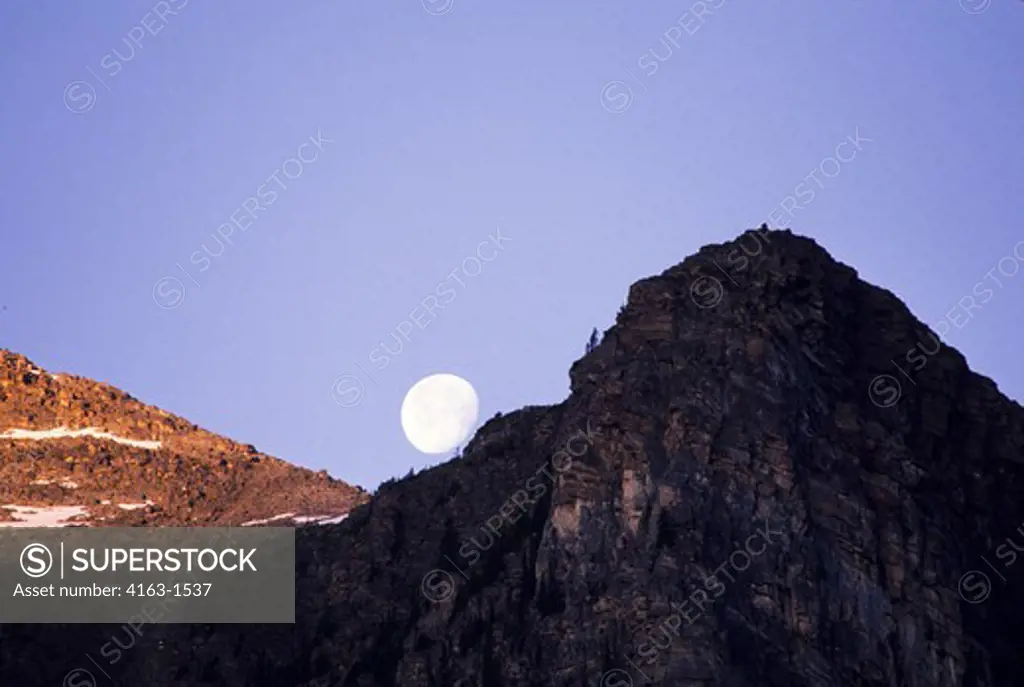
[3,227,1024,686]
[0,351,369,527]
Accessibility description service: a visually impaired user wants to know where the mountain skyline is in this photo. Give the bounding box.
[2,1,1022,490]
[4,2,1022,683]
[5,227,1024,685]
[4,226,1022,500]
[6,221,1024,494]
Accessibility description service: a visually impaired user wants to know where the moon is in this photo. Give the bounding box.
[400,373,479,454]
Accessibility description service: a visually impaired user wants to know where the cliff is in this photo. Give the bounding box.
[2,228,1022,686]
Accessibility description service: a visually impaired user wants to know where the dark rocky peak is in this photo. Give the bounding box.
[3,229,1023,686]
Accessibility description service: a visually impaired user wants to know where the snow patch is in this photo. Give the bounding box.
[241,512,296,527]
[29,478,77,488]
[97,499,152,510]
[0,505,90,528]
[294,514,350,525]
[312,514,348,525]
[0,427,161,450]
[291,514,327,524]
[240,512,348,526]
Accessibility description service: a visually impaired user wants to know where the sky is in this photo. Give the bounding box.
[1,0,1022,491]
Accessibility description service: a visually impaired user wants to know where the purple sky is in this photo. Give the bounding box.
[1,0,1022,490]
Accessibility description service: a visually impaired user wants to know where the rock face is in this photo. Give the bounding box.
[3,228,1024,686]
[0,351,369,527]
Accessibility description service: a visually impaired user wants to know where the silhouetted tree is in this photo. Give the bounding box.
[585,327,600,353]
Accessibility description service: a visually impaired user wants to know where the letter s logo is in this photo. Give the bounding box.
[20,543,53,578]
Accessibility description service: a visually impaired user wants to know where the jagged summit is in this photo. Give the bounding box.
[0,350,368,527]
[578,226,1009,401]
[4,228,1024,686]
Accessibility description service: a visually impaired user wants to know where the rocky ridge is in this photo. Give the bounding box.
[0,351,369,527]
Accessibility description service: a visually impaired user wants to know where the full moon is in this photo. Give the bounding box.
[400,373,479,454]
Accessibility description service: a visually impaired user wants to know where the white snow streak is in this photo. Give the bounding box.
[241,512,296,527]
[0,505,90,528]
[292,514,328,524]
[241,512,349,526]
[312,514,348,525]
[98,499,152,510]
[30,477,79,489]
[117,502,153,511]
[0,427,161,450]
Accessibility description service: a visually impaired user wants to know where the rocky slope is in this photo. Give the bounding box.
[3,228,1024,686]
[0,351,369,527]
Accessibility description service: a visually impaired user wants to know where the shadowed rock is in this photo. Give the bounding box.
[2,228,1022,686]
